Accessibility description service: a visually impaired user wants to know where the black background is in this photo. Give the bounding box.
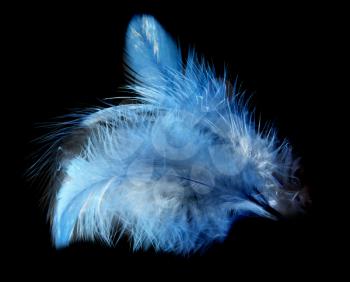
[7,0,337,278]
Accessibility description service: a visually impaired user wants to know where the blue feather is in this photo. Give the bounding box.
[125,15,182,89]
[38,15,305,253]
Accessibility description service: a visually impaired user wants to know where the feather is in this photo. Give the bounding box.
[38,15,304,254]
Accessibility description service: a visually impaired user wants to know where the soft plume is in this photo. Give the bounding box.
[41,15,303,254]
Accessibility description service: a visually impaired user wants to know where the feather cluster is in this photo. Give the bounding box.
[41,15,302,254]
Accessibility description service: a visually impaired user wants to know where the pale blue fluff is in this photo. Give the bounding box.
[44,15,302,254]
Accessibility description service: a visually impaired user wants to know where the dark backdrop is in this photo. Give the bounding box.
[8,0,334,278]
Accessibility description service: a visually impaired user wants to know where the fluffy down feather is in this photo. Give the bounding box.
[40,15,304,254]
